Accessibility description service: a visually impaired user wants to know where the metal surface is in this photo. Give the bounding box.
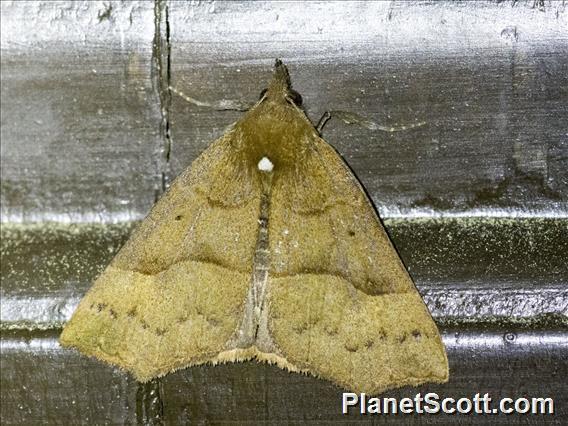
[2,219,567,328]
[1,1,162,223]
[1,1,567,424]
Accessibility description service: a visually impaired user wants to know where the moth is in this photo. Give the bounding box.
[60,60,448,394]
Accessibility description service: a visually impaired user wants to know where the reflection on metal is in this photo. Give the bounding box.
[2,285,567,330]
[2,330,567,353]
[2,207,567,224]
[1,0,567,422]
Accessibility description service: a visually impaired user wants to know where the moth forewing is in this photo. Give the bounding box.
[60,59,448,394]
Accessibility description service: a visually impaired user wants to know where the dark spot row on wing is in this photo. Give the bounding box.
[88,301,220,338]
[286,320,427,353]
[342,330,425,353]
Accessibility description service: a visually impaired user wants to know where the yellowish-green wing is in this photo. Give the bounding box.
[60,132,261,381]
[266,136,449,394]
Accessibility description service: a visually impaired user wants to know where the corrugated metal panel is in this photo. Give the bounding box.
[1,1,566,424]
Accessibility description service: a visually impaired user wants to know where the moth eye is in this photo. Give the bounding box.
[287,89,303,106]
[258,88,268,99]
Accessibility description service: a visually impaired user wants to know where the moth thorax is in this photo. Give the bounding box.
[257,156,274,173]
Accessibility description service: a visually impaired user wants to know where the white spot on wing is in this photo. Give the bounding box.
[258,157,274,172]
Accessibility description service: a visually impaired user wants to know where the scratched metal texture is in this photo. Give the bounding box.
[1,1,567,424]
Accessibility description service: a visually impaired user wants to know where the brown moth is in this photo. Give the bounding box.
[60,60,448,394]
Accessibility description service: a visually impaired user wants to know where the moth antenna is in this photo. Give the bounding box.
[168,85,252,111]
[323,110,426,133]
[365,120,427,133]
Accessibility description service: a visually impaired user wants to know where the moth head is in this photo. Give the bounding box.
[259,59,303,108]
[237,59,315,173]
